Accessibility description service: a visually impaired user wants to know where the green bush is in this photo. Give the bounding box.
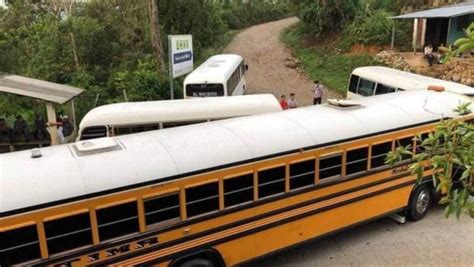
[340,9,413,51]
[296,0,361,35]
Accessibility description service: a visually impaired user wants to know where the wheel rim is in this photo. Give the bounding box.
[416,189,430,214]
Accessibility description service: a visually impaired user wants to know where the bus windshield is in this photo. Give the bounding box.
[186,84,224,97]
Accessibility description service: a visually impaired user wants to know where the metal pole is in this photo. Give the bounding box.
[413,18,419,55]
[391,20,396,50]
[168,35,174,100]
[446,17,452,46]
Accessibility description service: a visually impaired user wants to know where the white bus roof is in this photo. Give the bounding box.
[2,90,472,214]
[183,54,243,85]
[352,66,474,96]
[79,94,281,129]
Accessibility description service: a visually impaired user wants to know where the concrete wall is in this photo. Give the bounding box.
[447,13,474,45]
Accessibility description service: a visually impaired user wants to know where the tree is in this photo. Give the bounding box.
[149,0,166,75]
[387,103,474,218]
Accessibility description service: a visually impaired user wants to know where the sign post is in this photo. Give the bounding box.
[168,35,193,99]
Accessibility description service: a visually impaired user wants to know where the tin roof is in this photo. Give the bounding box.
[392,1,474,19]
[0,74,84,104]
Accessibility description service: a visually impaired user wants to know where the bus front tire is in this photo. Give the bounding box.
[178,258,215,267]
[407,184,432,221]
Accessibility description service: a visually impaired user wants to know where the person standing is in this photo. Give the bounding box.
[279,94,288,110]
[288,93,298,109]
[311,80,324,105]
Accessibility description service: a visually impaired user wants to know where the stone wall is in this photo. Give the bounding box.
[440,59,474,86]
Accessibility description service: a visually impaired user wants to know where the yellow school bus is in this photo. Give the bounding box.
[1,90,472,266]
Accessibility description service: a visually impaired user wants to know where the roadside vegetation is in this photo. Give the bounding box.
[0,0,293,121]
[283,0,415,95]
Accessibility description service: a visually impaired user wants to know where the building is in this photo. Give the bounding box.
[391,1,474,52]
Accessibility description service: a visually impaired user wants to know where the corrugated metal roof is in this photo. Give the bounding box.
[0,74,84,104]
[392,1,474,19]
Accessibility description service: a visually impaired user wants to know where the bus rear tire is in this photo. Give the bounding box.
[407,184,432,221]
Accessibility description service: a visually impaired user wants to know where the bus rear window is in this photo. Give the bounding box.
[349,75,359,93]
[186,84,224,97]
[375,84,396,95]
[357,79,375,96]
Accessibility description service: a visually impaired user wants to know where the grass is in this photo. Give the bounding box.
[281,23,379,96]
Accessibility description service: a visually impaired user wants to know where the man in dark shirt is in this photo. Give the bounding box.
[13,115,29,142]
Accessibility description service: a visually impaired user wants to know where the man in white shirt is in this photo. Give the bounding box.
[288,93,298,109]
[424,44,434,66]
[311,80,324,105]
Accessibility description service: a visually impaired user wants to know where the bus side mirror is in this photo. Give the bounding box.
[245,64,249,71]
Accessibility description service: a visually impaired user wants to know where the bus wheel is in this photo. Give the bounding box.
[178,258,215,267]
[407,184,432,221]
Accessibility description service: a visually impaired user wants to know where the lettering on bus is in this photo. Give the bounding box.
[53,236,159,266]
[391,165,409,175]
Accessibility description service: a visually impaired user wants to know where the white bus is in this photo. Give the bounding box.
[347,66,474,99]
[77,94,281,141]
[183,54,248,98]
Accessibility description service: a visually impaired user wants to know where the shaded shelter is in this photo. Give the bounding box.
[0,74,84,145]
[391,1,474,53]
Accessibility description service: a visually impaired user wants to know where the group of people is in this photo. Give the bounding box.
[424,44,445,66]
[279,80,325,110]
[0,114,74,144]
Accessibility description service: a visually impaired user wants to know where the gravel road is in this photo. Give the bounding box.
[224,17,339,107]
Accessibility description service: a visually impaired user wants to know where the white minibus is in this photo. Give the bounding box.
[183,54,247,98]
[347,66,474,99]
[77,94,280,140]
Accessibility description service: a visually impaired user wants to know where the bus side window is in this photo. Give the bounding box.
[371,141,392,169]
[144,193,181,228]
[319,154,342,180]
[346,147,369,175]
[396,136,414,160]
[290,159,315,190]
[224,173,254,208]
[96,201,139,241]
[375,84,396,95]
[186,182,219,218]
[357,79,376,96]
[349,75,359,93]
[45,212,93,254]
[0,225,41,266]
[258,166,286,199]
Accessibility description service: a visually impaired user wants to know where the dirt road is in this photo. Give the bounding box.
[224,17,339,106]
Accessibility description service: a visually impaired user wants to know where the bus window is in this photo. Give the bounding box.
[396,136,414,160]
[349,75,359,93]
[162,120,207,129]
[0,225,41,266]
[346,147,369,175]
[290,159,315,190]
[185,84,224,97]
[371,141,392,169]
[224,173,254,208]
[80,126,108,140]
[319,154,342,180]
[144,193,181,227]
[375,84,396,95]
[97,201,139,241]
[258,166,286,198]
[186,182,219,218]
[227,68,241,96]
[357,79,376,96]
[45,213,93,254]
